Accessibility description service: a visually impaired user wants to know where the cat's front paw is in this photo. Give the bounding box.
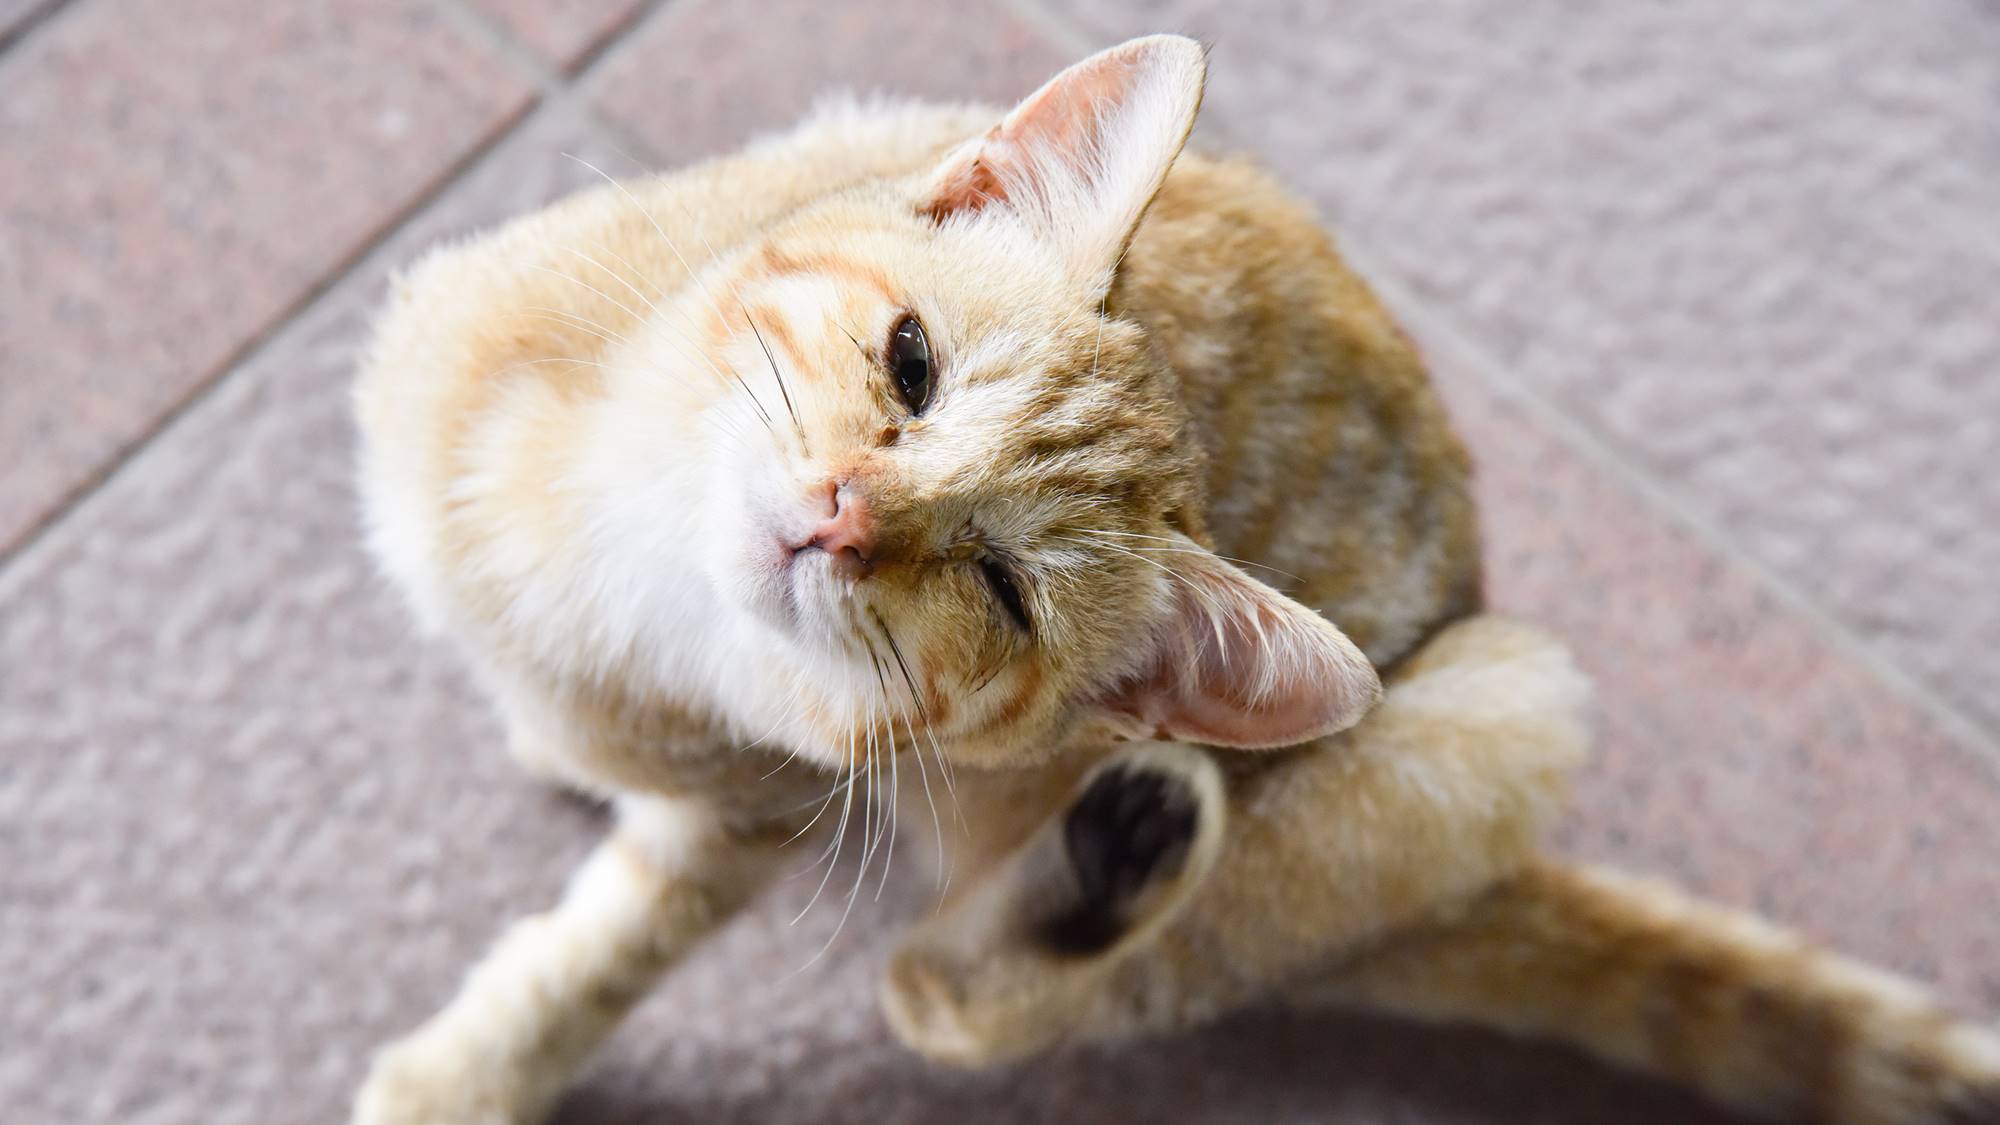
[881,744,1225,1066]
[352,1028,535,1125]
[880,947,998,1066]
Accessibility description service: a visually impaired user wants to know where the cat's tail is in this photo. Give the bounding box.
[1310,857,2000,1125]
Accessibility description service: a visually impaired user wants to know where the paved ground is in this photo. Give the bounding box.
[4,1,1997,1123]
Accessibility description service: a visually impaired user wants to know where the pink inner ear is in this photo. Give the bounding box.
[922,137,1009,222]
[924,52,1144,222]
[1100,553,1382,750]
[1162,614,1347,747]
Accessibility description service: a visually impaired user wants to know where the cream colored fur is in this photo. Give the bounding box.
[349,36,1999,1125]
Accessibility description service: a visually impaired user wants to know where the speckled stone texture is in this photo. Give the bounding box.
[0,0,530,553]
[4,1,1999,1123]
[465,0,646,70]
[1066,0,2000,735]
[588,0,1067,163]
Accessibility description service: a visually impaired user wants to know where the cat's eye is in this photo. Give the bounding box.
[979,556,1031,632]
[887,315,934,415]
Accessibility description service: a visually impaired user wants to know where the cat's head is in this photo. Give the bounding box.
[624,37,1378,765]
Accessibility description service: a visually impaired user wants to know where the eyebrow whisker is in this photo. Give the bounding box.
[743,307,811,456]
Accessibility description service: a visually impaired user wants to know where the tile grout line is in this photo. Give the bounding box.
[0,97,542,603]
[0,4,547,572]
[431,0,677,168]
[0,0,76,55]
[563,0,677,79]
[431,0,576,96]
[434,0,682,110]
[1012,0,2000,764]
[559,0,725,169]
[0,0,684,583]
[0,91,540,574]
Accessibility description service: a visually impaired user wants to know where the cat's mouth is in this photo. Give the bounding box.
[735,492,885,663]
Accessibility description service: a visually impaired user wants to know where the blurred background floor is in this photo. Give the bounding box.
[3,1,1997,1122]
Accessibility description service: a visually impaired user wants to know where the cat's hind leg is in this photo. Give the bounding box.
[351,793,785,1125]
[881,614,1591,1065]
[1301,857,2000,1125]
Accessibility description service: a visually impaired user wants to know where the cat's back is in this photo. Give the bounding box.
[1116,156,1483,667]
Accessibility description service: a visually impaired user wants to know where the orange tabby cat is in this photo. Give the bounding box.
[350,36,1998,1125]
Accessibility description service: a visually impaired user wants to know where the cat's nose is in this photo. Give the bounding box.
[801,483,876,581]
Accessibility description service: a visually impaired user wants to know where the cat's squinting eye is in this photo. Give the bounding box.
[888,315,933,415]
[979,556,1031,632]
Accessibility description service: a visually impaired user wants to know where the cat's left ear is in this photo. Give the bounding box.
[919,35,1206,284]
[1095,535,1383,750]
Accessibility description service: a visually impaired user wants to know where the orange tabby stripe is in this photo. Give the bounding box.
[754,246,899,305]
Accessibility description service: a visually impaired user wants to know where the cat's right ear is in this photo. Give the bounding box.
[918,35,1207,287]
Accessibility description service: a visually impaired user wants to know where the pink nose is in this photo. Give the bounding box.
[801,484,876,581]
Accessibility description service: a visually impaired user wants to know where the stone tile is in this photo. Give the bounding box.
[588,0,1067,164]
[464,0,646,71]
[0,0,532,554]
[1062,0,2000,735]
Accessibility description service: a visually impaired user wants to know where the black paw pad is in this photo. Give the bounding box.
[1039,765,1200,956]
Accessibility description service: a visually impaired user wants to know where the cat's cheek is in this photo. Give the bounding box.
[722,561,790,635]
[680,502,780,634]
[715,536,806,638]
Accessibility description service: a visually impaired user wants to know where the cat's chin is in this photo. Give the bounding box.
[730,544,851,649]
[732,570,805,639]
[784,561,867,651]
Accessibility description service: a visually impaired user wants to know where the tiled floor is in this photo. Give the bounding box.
[2,2,1994,1123]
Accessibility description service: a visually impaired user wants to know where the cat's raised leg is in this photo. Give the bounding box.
[882,615,1592,1064]
[352,793,786,1125]
[881,741,1228,1064]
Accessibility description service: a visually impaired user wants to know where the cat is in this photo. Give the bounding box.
[349,34,1999,1125]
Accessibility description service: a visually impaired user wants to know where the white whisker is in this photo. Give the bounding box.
[790,712,857,924]
[562,152,783,433]
[525,263,648,326]
[900,708,954,906]
[874,731,899,901]
[520,306,632,349]
[1090,528,1303,584]
[548,243,667,318]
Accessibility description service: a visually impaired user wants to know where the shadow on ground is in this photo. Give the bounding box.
[554,1005,1746,1125]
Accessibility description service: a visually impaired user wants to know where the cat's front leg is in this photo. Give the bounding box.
[352,792,786,1125]
[880,742,1227,1065]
